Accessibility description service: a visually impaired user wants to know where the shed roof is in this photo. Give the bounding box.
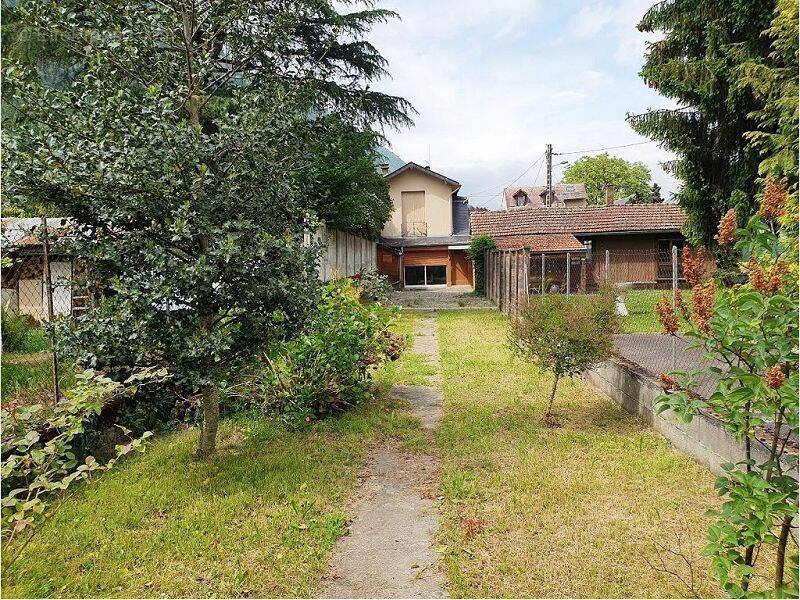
[493,234,586,252]
[471,204,687,237]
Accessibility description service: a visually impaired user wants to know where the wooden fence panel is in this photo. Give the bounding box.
[484,248,531,316]
[316,224,377,281]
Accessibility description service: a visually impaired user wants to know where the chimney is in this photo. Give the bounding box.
[380,162,390,176]
[604,184,615,206]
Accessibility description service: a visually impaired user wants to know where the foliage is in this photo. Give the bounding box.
[467,235,497,296]
[263,278,401,427]
[4,1,412,456]
[1,308,35,353]
[627,0,775,246]
[509,289,618,422]
[1,368,164,569]
[655,180,798,597]
[736,0,799,183]
[352,269,393,304]
[309,122,394,240]
[561,153,652,204]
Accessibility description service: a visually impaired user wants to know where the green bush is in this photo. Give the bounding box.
[509,288,618,423]
[1,309,33,353]
[467,235,496,296]
[264,278,401,426]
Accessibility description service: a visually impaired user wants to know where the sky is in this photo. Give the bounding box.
[367,0,680,209]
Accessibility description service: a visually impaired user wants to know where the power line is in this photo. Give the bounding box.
[468,151,546,198]
[554,140,655,156]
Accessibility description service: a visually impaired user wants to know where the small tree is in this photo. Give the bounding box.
[467,235,496,296]
[509,290,618,423]
[655,179,798,597]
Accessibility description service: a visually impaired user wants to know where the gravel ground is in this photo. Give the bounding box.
[390,287,493,310]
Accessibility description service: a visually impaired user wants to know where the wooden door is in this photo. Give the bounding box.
[450,251,473,286]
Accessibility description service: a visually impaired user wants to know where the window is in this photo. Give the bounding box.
[657,238,685,279]
[514,192,527,207]
[401,191,426,236]
[404,265,447,287]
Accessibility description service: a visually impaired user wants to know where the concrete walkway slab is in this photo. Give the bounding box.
[317,314,447,599]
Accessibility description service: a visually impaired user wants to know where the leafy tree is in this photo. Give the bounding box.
[656,179,798,597]
[627,0,776,246]
[467,235,496,296]
[736,0,798,184]
[649,183,663,204]
[509,289,617,424]
[561,153,652,204]
[308,121,392,240]
[3,1,411,456]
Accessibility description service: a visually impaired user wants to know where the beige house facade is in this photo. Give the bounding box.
[377,162,473,289]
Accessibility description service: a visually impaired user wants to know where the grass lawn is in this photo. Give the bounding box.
[621,289,691,333]
[435,310,722,598]
[2,312,426,598]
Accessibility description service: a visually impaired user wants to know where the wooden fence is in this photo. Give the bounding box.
[485,248,530,316]
[315,223,377,281]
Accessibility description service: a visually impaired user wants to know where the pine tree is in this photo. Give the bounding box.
[627,0,776,246]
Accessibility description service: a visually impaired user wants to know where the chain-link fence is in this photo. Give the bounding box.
[486,243,720,394]
[2,218,81,406]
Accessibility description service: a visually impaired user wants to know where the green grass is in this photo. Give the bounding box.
[379,310,438,386]
[3,319,425,598]
[2,326,73,402]
[621,289,692,333]
[435,310,722,598]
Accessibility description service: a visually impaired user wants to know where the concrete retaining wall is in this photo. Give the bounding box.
[585,359,780,476]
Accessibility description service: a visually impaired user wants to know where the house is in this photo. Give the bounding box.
[1,218,85,320]
[470,203,701,288]
[377,162,473,288]
[503,184,588,209]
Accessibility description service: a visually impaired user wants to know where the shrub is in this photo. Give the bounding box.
[1,368,164,569]
[509,288,618,423]
[1,308,33,353]
[467,235,496,296]
[263,278,400,426]
[352,269,393,304]
[655,179,798,597]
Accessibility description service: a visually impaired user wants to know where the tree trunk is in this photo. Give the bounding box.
[775,514,793,590]
[198,382,219,457]
[544,372,560,423]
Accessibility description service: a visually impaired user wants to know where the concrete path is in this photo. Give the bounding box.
[318,315,447,599]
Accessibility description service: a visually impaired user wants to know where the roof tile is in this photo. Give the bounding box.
[471,204,687,237]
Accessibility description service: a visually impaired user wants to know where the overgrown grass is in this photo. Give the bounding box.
[3,318,425,598]
[435,310,722,598]
[621,289,692,333]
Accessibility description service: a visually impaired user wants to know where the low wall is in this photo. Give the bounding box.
[585,358,785,476]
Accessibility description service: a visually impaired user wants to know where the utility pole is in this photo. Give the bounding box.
[545,143,553,207]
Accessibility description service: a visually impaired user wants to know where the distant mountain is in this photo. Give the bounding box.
[375,146,405,172]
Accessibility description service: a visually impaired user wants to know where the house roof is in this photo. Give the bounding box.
[471,204,687,237]
[385,162,461,190]
[503,184,587,209]
[493,234,586,252]
[380,235,471,248]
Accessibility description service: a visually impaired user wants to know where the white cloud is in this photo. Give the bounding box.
[365,0,680,208]
[567,2,615,37]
